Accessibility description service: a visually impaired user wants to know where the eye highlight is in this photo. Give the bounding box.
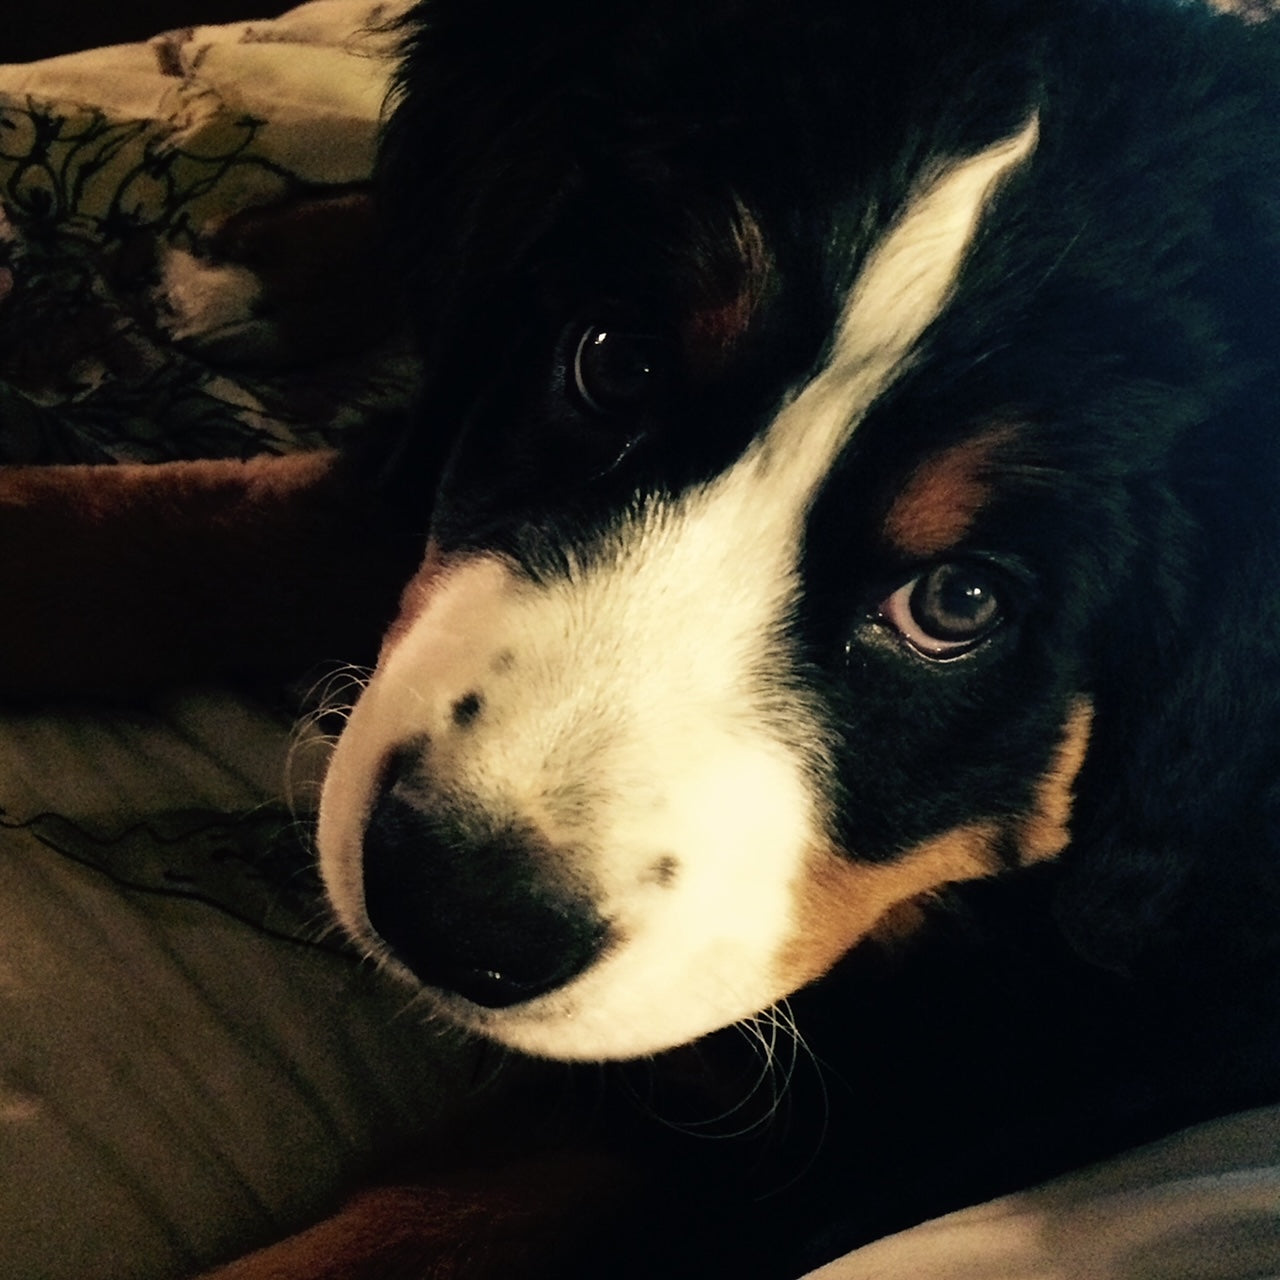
[879,560,1007,659]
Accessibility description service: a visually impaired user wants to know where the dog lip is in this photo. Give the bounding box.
[429,931,609,1009]
[376,908,612,1010]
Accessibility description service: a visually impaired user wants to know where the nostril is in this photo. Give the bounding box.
[361,789,607,1009]
[377,736,430,792]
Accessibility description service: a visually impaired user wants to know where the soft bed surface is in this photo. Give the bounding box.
[0,694,496,1280]
[0,8,495,1276]
[810,1102,1280,1279]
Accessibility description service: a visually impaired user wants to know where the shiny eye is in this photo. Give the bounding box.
[879,561,1007,659]
[572,324,672,415]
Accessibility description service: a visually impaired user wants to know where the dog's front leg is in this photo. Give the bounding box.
[0,452,415,698]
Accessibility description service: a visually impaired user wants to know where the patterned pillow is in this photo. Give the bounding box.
[0,0,418,465]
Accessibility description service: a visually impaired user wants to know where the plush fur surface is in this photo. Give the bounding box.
[256,0,1280,1273]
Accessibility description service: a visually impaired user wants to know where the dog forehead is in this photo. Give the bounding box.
[379,126,1043,769]
[407,120,1040,629]
[718,118,1038,527]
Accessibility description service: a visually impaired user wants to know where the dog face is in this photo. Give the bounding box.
[317,0,1280,1059]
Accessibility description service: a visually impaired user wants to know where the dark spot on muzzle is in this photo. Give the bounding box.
[361,777,608,1009]
[642,854,680,888]
[450,691,483,727]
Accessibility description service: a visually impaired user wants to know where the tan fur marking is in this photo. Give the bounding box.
[776,821,1002,989]
[1017,698,1093,864]
[778,700,1093,981]
[863,898,934,948]
[883,426,1016,557]
[682,204,773,374]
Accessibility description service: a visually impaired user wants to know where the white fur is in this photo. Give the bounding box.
[317,122,1037,1060]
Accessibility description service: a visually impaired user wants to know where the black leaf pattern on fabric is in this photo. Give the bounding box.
[0,90,416,464]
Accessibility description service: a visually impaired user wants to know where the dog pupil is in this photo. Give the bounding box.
[576,326,661,412]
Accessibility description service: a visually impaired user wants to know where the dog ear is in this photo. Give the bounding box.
[1053,529,1280,976]
[377,4,579,363]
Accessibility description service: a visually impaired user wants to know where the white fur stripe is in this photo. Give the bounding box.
[755,116,1039,510]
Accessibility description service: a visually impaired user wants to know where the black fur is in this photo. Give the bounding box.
[369,0,1280,1272]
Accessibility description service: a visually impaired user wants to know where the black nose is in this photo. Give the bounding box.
[361,785,608,1009]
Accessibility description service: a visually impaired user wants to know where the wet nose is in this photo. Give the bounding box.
[361,782,608,1009]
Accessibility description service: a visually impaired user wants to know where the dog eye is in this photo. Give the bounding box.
[572,323,672,415]
[879,561,1006,659]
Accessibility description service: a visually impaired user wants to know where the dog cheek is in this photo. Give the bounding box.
[1016,697,1093,864]
[772,823,1003,991]
[770,700,1094,988]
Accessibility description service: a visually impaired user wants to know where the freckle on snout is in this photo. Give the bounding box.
[641,855,680,888]
[451,691,484,727]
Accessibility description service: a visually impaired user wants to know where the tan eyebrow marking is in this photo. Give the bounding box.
[883,424,1018,557]
[682,202,774,375]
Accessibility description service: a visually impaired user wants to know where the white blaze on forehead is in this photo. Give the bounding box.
[317,121,1039,1060]
[754,115,1039,512]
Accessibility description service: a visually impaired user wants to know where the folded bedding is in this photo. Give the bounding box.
[0,0,415,467]
[0,693,495,1280]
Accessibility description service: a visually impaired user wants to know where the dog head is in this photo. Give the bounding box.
[317,0,1280,1060]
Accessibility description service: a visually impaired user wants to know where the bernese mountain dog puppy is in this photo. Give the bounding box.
[240,0,1280,1274]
